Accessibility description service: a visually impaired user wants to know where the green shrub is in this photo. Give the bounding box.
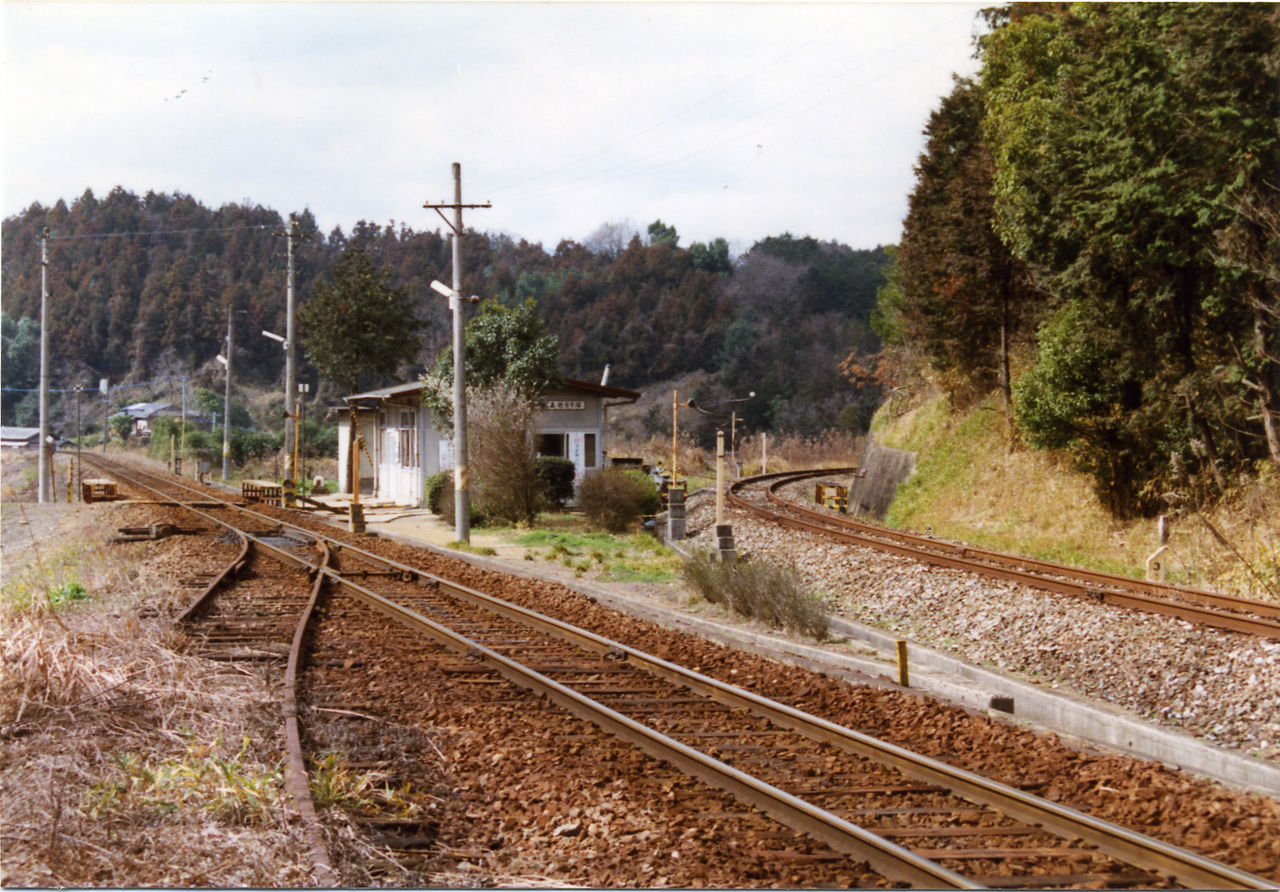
[438,480,486,527]
[535,456,578,510]
[577,468,658,533]
[681,551,828,639]
[622,469,662,515]
[425,471,450,514]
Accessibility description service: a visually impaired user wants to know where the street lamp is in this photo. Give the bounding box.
[217,309,248,480]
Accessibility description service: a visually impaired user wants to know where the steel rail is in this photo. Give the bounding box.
[319,548,1272,890]
[84,456,972,887]
[323,570,979,889]
[726,469,1280,639]
[174,525,251,624]
[83,456,1273,889]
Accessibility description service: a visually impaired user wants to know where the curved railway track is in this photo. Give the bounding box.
[82,454,1273,889]
[727,469,1280,640]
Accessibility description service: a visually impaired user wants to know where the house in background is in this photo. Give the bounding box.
[121,401,210,438]
[1,426,43,451]
[336,377,641,506]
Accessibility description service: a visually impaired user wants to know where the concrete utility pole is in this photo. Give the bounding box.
[38,227,52,503]
[284,214,298,488]
[424,163,490,544]
[221,308,234,480]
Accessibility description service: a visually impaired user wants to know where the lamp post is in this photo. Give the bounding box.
[262,328,291,498]
[722,391,755,475]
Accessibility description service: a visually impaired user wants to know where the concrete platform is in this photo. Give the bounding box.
[310,504,1280,799]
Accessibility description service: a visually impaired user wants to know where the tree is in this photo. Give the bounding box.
[468,383,542,525]
[690,238,732,275]
[424,297,560,428]
[888,76,1034,409]
[1,313,39,424]
[299,246,423,394]
[300,245,423,495]
[646,219,679,248]
[980,3,1280,512]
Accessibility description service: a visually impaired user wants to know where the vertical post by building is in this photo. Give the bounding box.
[715,429,725,525]
[284,214,297,487]
[38,227,51,503]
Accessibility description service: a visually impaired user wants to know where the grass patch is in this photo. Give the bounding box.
[84,736,283,826]
[448,540,497,556]
[309,750,425,818]
[504,523,679,584]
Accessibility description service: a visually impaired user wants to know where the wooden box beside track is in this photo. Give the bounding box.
[814,482,848,513]
[81,478,118,503]
[242,479,284,505]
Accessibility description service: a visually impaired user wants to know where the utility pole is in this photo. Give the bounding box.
[424,163,490,544]
[37,227,51,503]
[221,307,234,480]
[74,385,83,502]
[284,214,298,490]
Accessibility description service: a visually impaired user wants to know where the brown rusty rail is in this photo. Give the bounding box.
[81,455,1273,889]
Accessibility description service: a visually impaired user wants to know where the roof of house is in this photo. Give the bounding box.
[123,401,176,419]
[344,377,641,405]
[1,426,41,442]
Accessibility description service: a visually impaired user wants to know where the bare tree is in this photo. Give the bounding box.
[469,383,542,524]
[584,220,638,259]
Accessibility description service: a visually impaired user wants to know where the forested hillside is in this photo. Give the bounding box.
[877,3,1279,518]
[2,192,888,440]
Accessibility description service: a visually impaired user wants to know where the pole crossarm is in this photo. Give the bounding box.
[424,200,493,235]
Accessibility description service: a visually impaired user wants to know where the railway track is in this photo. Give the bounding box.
[82,454,1274,889]
[727,469,1280,640]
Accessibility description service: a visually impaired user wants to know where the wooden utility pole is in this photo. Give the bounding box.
[38,227,52,503]
[424,163,490,544]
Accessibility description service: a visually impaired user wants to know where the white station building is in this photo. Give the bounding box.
[335,377,640,507]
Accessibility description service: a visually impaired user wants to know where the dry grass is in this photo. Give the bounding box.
[875,391,1280,602]
[0,498,314,887]
[681,550,830,639]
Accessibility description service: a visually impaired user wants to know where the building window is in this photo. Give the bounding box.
[536,433,566,458]
[398,410,417,468]
[584,433,597,468]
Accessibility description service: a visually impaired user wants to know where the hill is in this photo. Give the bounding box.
[2,189,889,445]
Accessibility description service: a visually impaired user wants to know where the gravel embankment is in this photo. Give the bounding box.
[685,494,1280,765]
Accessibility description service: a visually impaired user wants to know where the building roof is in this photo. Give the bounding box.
[1,426,41,442]
[344,377,640,405]
[123,401,176,419]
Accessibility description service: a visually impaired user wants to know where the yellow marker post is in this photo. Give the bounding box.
[896,640,909,687]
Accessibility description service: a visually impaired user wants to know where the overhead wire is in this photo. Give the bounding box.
[493,7,979,206]
[489,6,869,200]
[44,223,279,241]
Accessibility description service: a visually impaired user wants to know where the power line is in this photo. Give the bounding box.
[45,223,278,242]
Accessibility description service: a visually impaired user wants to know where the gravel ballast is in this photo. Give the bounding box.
[685,492,1280,767]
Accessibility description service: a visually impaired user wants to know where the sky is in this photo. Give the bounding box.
[2,1,985,254]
